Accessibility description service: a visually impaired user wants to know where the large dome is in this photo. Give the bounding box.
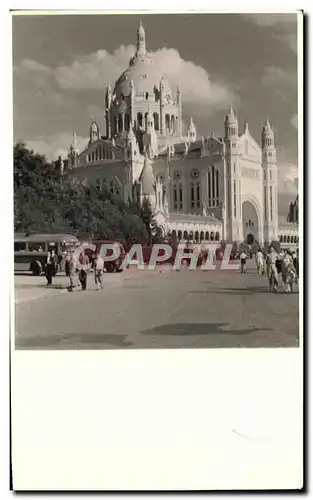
[113,22,172,100]
[114,55,172,99]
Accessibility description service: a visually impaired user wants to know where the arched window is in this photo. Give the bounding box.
[189,231,194,240]
[279,235,283,243]
[171,230,177,240]
[291,236,294,243]
[190,182,195,209]
[125,113,130,131]
[114,116,118,134]
[195,231,199,242]
[88,154,91,162]
[165,114,170,131]
[178,230,182,240]
[92,152,95,161]
[118,115,123,132]
[283,235,287,243]
[153,112,159,131]
[145,92,149,100]
[137,113,143,127]
[205,231,210,241]
[171,115,175,133]
[95,178,101,191]
[102,178,107,191]
[200,231,204,242]
[173,183,183,212]
[210,232,214,241]
[215,232,220,242]
[183,230,188,240]
[287,236,291,243]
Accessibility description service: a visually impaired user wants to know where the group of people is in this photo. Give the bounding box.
[256,247,298,292]
[239,245,299,292]
[45,244,105,291]
[65,250,105,292]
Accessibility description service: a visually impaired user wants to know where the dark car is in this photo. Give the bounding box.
[88,240,127,273]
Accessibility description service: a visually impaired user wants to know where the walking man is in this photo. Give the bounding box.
[239,249,248,274]
[45,244,57,286]
[78,251,90,291]
[255,248,264,276]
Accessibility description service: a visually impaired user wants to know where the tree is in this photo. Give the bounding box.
[139,196,155,245]
[14,142,151,243]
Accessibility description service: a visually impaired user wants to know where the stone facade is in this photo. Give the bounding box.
[64,22,297,246]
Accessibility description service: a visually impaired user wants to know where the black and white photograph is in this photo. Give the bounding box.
[9,9,304,492]
[13,12,300,351]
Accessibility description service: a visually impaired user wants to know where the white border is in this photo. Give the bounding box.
[3,4,306,493]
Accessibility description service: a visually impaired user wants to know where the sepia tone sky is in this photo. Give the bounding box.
[12,12,299,213]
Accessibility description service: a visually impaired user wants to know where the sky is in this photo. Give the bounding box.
[12,12,299,215]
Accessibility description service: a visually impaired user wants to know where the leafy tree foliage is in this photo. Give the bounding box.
[14,143,149,243]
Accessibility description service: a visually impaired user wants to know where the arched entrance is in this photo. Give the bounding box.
[242,201,260,244]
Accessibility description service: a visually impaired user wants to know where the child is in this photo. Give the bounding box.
[94,252,104,290]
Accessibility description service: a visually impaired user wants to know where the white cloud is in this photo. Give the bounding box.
[245,13,298,53]
[261,66,297,100]
[25,133,89,162]
[54,45,238,111]
[278,163,298,195]
[291,113,298,129]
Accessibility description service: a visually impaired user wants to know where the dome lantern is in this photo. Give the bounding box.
[136,21,146,57]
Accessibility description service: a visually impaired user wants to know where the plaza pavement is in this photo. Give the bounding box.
[14,262,299,349]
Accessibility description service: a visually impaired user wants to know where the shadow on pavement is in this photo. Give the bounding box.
[141,322,272,337]
[15,332,133,349]
[15,284,68,290]
[189,286,299,295]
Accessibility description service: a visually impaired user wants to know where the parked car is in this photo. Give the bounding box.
[89,240,127,273]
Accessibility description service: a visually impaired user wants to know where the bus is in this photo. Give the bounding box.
[14,233,79,276]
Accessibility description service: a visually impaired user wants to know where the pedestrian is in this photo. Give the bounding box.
[64,251,71,277]
[78,251,90,291]
[45,244,57,286]
[255,248,264,276]
[267,246,279,292]
[239,249,248,274]
[93,252,104,290]
[67,251,80,292]
[282,250,296,293]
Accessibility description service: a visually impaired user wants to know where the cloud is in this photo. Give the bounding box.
[244,13,298,53]
[25,133,89,162]
[278,163,298,194]
[261,66,297,100]
[54,45,238,111]
[291,113,298,129]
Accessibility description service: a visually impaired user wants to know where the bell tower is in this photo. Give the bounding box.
[262,117,278,243]
[224,106,242,242]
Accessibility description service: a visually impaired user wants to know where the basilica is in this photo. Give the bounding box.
[64,22,287,246]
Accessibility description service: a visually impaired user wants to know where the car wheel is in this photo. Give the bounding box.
[31,260,42,276]
[106,262,115,273]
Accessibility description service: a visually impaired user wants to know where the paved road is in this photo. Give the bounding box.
[15,263,299,349]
